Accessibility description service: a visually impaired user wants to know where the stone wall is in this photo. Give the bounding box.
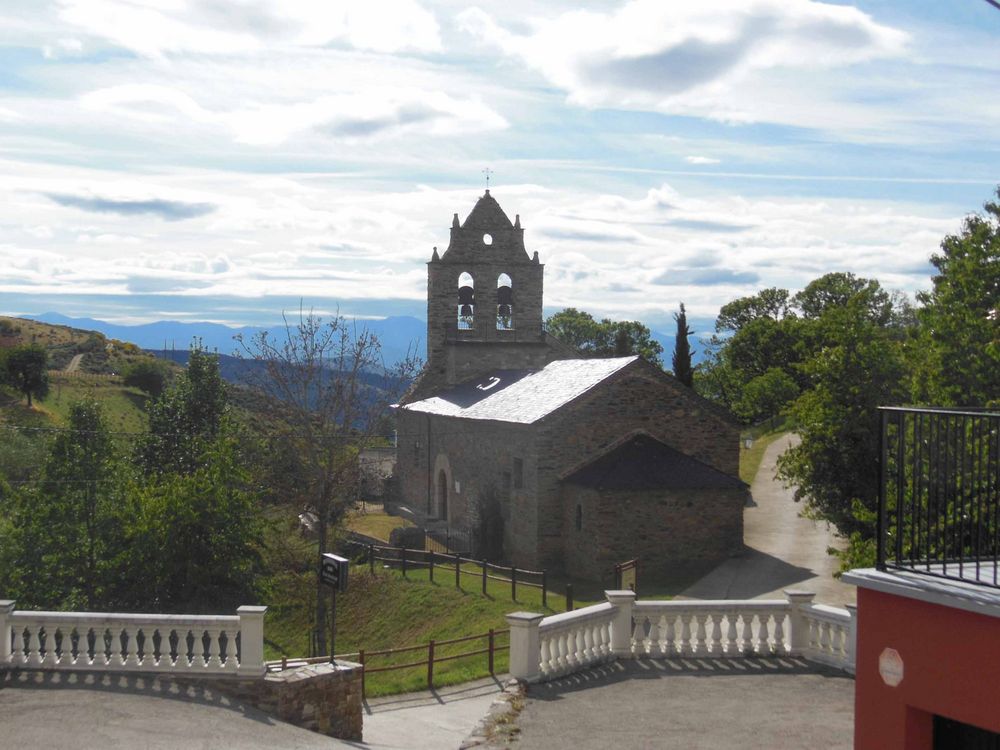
[560,485,745,583]
[196,662,363,741]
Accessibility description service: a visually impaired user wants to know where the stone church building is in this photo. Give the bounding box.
[394,191,746,582]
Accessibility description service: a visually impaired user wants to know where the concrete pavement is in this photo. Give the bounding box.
[516,658,855,750]
[681,433,856,605]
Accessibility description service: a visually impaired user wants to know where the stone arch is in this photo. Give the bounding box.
[496,273,513,330]
[458,271,474,330]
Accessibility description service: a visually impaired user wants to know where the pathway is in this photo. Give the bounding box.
[64,353,84,372]
[681,433,856,605]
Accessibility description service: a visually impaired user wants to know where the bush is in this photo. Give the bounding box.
[123,358,169,397]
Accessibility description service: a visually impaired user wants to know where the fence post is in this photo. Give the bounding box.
[784,590,816,656]
[0,600,14,665]
[614,563,622,590]
[359,648,366,700]
[236,605,268,676]
[429,549,435,583]
[566,584,574,612]
[505,611,544,682]
[482,560,487,595]
[455,553,461,589]
[605,590,636,658]
[845,603,858,674]
[488,628,495,675]
[402,547,407,578]
[542,571,547,608]
[369,544,375,574]
[511,566,517,601]
[427,640,435,689]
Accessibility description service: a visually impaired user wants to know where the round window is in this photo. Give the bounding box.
[483,233,493,246]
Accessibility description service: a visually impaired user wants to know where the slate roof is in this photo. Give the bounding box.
[562,433,746,491]
[398,356,638,424]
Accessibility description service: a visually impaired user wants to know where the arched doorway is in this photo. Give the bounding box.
[437,469,449,521]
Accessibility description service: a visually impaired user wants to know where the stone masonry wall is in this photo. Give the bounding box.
[561,485,745,583]
[536,360,740,569]
[196,662,363,741]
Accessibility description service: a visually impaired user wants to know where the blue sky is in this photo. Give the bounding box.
[0,0,998,334]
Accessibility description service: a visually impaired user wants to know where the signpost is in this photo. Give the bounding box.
[320,553,349,663]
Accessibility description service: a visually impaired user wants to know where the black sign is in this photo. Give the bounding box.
[320,553,349,592]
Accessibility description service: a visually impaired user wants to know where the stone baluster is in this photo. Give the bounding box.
[140,628,155,669]
[631,616,645,656]
[772,614,785,655]
[190,629,206,668]
[694,614,708,655]
[819,621,831,657]
[57,627,74,666]
[844,603,858,673]
[710,613,722,655]
[539,634,551,674]
[651,615,666,657]
[506,611,544,682]
[42,624,58,667]
[740,614,754,654]
[125,626,140,668]
[758,615,771,654]
[725,612,739,656]
[27,624,43,667]
[0,600,14,667]
[664,614,676,656]
[784,590,816,657]
[207,628,223,670]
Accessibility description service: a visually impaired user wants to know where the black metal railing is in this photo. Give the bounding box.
[878,406,1000,586]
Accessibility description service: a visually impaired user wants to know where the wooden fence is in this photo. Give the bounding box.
[614,558,638,593]
[269,628,510,699]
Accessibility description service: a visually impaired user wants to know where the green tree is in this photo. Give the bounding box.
[913,189,1000,406]
[123,358,170,398]
[545,308,664,365]
[716,287,791,332]
[4,343,49,407]
[791,272,893,324]
[138,345,226,476]
[733,368,800,425]
[672,303,694,386]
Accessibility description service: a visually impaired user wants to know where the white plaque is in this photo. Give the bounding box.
[879,647,904,687]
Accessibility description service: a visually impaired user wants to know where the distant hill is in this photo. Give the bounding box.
[27,312,426,367]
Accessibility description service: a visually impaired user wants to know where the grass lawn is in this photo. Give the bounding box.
[345,511,413,542]
[37,374,150,433]
[739,429,788,485]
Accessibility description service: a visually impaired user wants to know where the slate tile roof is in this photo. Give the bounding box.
[398,356,638,424]
[562,433,747,490]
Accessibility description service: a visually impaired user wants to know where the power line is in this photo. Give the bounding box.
[984,0,1000,11]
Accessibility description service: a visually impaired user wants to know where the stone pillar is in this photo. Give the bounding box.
[506,611,544,682]
[237,605,268,676]
[844,603,858,674]
[0,600,14,666]
[605,590,637,658]
[784,590,816,655]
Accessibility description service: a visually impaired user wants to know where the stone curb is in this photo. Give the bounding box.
[458,678,525,749]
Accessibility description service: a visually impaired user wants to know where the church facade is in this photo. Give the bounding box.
[395,191,746,581]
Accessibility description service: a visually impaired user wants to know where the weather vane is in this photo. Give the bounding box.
[482,167,493,189]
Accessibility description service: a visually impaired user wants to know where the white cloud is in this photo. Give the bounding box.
[685,155,721,165]
[57,0,442,57]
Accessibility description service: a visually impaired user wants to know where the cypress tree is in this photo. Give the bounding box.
[672,303,694,387]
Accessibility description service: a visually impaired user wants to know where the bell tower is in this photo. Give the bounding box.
[422,190,551,389]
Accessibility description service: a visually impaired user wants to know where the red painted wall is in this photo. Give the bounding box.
[855,586,1000,748]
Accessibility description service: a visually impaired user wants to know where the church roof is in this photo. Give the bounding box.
[562,433,747,491]
[398,356,638,424]
[462,190,513,230]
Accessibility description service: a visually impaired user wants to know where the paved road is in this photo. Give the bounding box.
[516,658,855,750]
[681,434,856,606]
[0,670,503,750]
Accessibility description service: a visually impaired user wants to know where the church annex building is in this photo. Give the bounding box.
[395,191,746,582]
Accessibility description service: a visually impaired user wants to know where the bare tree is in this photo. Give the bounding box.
[235,308,418,655]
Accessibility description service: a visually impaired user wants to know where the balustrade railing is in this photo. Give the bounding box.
[1,601,267,677]
[506,590,855,684]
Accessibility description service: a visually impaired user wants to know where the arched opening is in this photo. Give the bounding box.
[575,504,583,531]
[457,272,474,330]
[497,273,513,330]
[437,469,449,520]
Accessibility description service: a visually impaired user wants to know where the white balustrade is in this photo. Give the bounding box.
[0,600,267,677]
[506,589,856,684]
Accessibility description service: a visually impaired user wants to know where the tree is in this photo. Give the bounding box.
[792,272,893,324]
[4,344,48,407]
[913,189,1000,407]
[545,308,664,366]
[715,288,791,332]
[138,345,227,476]
[672,303,694,386]
[123,358,170,398]
[235,309,417,655]
[733,368,800,425]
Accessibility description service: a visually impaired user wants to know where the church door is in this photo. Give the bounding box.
[437,470,449,521]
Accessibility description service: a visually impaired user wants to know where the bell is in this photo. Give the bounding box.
[460,304,473,316]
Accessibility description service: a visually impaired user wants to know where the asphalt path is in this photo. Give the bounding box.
[681,433,856,606]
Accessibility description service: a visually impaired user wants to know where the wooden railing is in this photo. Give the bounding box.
[268,628,510,699]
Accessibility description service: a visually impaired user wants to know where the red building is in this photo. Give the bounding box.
[845,407,1000,749]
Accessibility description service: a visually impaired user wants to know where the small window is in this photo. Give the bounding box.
[496,273,513,330]
[513,457,523,489]
[458,271,475,330]
[575,504,583,531]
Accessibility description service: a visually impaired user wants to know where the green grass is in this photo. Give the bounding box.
[739,429,787,485]
[37,374,150,433]
[345,512,413,542]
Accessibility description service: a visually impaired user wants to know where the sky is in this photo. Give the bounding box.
[0,0,998,334]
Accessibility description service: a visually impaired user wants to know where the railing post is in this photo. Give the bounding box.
[488,628,495,675]
[427,640,435,689]
[784,590,816,656]
[505,612,544,682]
[844,603,858,674]
[0,600,14,666]
[511,566,517,601]
[605,590,636,658]
[359,648,366,699]
[455,553,461,589]
[482,560,487,595]
[369,544,375,574]
[402,547,407,578]
[429,550,435,583]
[542,571,547,608]
[236,605,268,676]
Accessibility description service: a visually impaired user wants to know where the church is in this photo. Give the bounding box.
[394,190,746,582]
